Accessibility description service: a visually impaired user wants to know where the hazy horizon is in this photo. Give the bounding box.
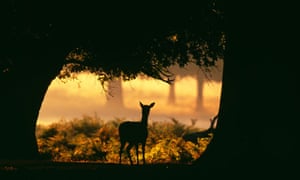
[37,63,223,129]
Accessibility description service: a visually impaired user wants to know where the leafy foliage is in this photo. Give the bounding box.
[36,115,213,164]
[1,0,224,161]
[2,0,225,85]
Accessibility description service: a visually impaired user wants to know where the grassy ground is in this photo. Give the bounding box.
[0,117,214,179]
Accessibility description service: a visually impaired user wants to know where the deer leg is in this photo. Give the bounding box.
[142,143,146,165]
[119,141,125,164]
[126,143,134,165]
[135,144,139,165]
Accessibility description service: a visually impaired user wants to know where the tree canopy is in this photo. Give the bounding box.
[1,0,225,83]
[0,0,225,161]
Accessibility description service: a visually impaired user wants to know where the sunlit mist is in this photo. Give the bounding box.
[37,63,223,129]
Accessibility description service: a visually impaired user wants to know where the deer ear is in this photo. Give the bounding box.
[150,102,155,108]
[140,101,143,107]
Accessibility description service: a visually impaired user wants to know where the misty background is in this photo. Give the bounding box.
[37,61,223,129]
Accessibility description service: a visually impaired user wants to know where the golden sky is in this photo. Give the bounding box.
[38,64,223,129]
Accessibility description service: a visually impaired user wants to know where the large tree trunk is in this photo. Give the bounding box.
[194,2,298,176]
[0,59,59,160]
[0,71,55,160]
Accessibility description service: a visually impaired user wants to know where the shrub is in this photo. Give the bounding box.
[36,116,213,164]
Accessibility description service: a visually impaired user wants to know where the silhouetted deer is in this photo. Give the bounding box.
[183,114,218,144]
[118,102,155,165]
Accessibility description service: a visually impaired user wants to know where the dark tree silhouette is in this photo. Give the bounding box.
[194,2,298,176]
[1,0,224,160]
[1,1,297,177]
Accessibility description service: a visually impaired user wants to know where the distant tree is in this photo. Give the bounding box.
[167,61,223,111]
[0,0,224,160]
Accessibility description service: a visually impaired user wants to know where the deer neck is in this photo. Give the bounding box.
[140,111,150,126]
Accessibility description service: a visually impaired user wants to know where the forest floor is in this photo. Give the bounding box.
[0,160,209,180]
[1,160,293,179]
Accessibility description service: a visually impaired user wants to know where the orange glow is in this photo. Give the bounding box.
[167,34,178,42]
[38,72,222,128]
[203,81,222,114]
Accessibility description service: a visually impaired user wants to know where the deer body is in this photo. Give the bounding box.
[183,114,218,144]
[118,102,155,165]
[183,129,213,144]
